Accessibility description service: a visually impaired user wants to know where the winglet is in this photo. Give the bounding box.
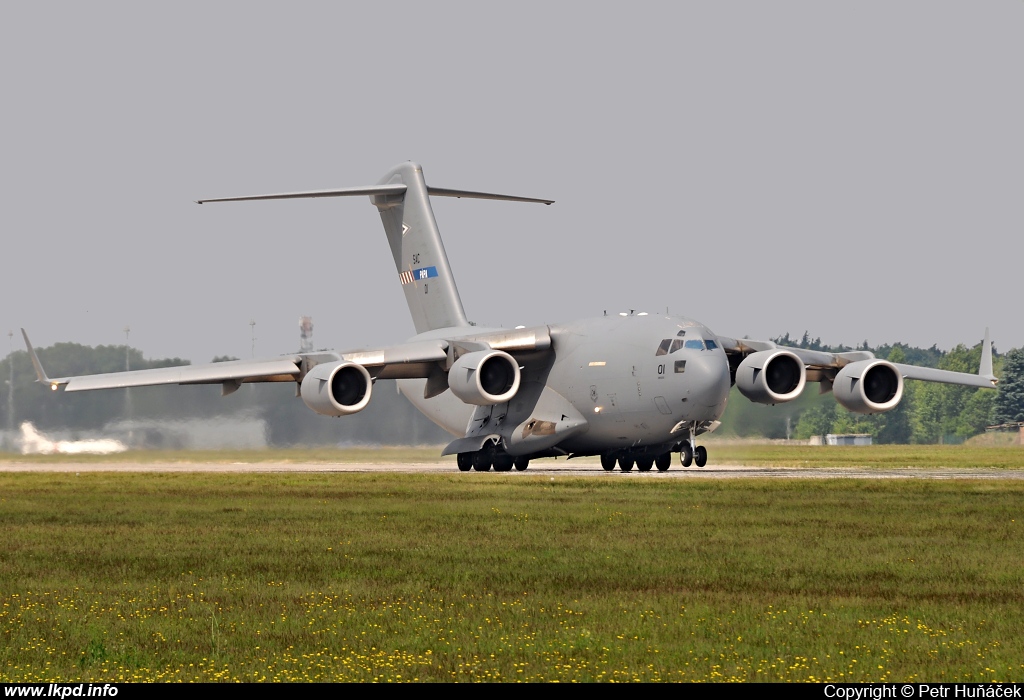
[20,329,65,390]
[980,327,997,385]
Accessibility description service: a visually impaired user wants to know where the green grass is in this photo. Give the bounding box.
[2,473,1024,682]
[706,444,1024,469]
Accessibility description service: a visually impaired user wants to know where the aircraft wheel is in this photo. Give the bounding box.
[636,457,654,472]
[694,445,708,468]
[655,453,671,471]
[457,453,473,472]
[680,444,693,468]
[618,456,634,472]
[514,457,530,471]
[600,454,616,471]
[493,454,514,472]
[472,453,492,472]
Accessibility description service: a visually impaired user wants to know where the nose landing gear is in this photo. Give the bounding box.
[679,430,708,468]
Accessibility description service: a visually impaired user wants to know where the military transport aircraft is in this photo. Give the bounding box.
[22,162,998,472]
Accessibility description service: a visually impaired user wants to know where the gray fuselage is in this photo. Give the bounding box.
[399,313,731,457]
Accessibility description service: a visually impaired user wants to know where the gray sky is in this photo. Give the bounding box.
[2,2,1021,363]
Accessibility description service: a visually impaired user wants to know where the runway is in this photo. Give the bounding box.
[2,461,1024,479]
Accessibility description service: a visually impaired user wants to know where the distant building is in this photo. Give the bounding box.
[824,433,872,446]
[984,422,1024,446]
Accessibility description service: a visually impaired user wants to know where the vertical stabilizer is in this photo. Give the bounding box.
[372,163,469,333]
[197,162,552,334]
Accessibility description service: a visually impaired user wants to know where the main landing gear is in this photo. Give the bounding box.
[456,450,529,472]
[655,452,672,471]
[600,435,710,473]
[601,451,674,472]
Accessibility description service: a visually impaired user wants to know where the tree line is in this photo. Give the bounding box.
[1,335,1022,448]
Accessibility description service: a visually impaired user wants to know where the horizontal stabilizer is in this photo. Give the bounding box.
[197,184,407,204]
[197,184,552,206]
[426,187,553,205]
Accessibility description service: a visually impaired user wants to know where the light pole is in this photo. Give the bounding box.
[124,325,133,446]
[250,319,256,358]
[6,330,13,449]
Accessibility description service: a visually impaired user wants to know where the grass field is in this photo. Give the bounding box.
[2,466,1024,682]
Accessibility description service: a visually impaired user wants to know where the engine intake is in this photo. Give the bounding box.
[833,359,903,414]
[735,349,806,404]
[448,349,521,405]
[300,361,372,416]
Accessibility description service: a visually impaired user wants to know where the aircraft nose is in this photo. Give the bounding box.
[686,353,731,410]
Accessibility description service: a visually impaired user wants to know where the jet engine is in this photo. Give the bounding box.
[448,349,521,405]
[833,359,903,414]
[735,349,806,404]
[300,361,373,417]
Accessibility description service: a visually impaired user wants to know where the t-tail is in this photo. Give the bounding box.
[198,162,552,334]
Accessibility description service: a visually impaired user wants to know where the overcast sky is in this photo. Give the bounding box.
[2,2,1021,363]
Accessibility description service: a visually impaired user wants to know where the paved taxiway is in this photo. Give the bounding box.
[2,462,1024,479]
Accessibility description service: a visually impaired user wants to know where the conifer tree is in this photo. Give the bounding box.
[992,348,1024,424]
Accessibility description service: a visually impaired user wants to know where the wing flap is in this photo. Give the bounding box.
[340,339,447,366]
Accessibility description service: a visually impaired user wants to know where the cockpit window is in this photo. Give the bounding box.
[657,337,711,355]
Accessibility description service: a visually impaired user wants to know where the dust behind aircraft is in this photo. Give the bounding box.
[23,163,998,471]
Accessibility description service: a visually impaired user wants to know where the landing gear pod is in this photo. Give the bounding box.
[833,359,903,414]
[300,361,372,416]
[735,349,806,405]
[448,350,521,405]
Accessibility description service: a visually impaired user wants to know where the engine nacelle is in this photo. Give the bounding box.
[300,361,372,417]
[833,359,903,414]
[735,349,807,404]
[448,350,521,406]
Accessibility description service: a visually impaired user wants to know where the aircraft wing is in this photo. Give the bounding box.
[22,330,304,394]
[716,329,998,389]
[55,361,301,392]
[21,327,548,396]
[887,363,997,389]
